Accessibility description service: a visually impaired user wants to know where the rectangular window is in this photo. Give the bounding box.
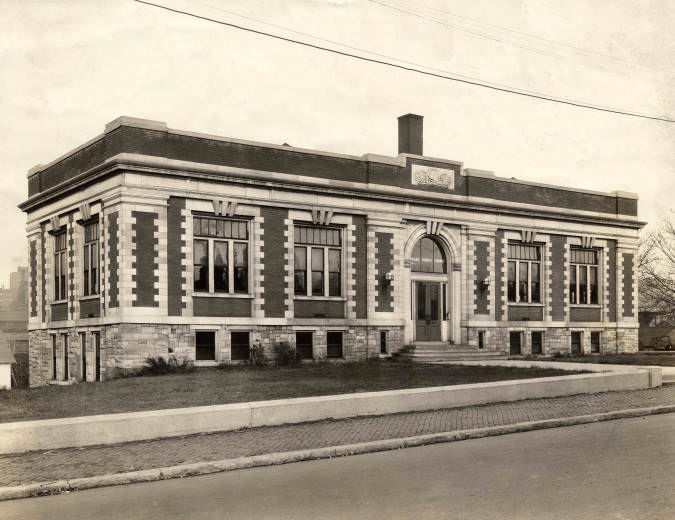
[327,331,343,358]
[478,331,485,350]
[507,243,541,303]
[94,332,101,382]
[52,335,57,380]
[531,331,543,355]
[54,231,67,301]
[193,217,249,295]
[380,330,388,354]
[328,249,341,297]
[213,241,229,293]
[194,239,209,292]
[294,225,342,297]
[571,331,582,355]
[231,331,250,361]
[509,331,522,356]
[294,246,307,294]
[591,331,601,353]
[62,334,69,381]
[507,261,516,302]
[80,332,87,381]
[196,331,216,361]
[82,221,99,296]
[569,248,599,305]
[233,242,248,293]
[296,331,313,360]
[311,248,324,296]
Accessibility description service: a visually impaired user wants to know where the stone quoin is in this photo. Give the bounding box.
[19,114,642,386]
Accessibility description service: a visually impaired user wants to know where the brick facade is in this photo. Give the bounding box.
[375,232,394,312]
[167,197,186,316]
[474,241,489,315]
[261,207,288,318]
[21,116,642,386]
[131,211,159,307]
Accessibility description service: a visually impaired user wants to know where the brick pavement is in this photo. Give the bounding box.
[1,386,674,487]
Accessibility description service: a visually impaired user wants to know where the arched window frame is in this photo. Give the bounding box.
[410,236,447,274]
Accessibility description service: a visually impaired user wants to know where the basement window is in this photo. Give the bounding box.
[195,331,216,361]
[327,331,343,359]
[231,331,250,361]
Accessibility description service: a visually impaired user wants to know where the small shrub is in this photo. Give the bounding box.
[274,341,297,366]
[249,341,266,366]
[140,355,194,376]
[11,355,30,389]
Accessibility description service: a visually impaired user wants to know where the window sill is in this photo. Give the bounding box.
[294,296,347,301]
[507,303,544,307]
[79,295,100,301]
[193,293,253,299]
[569,304,602,308]
[194,360,217,367]
[51,300,68,305]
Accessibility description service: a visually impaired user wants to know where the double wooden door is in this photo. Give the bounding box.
[415,281,441,341]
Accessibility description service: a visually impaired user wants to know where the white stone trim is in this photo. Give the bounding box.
[283,218,294,319]
[253,216,265,317]
[367,229,377,315]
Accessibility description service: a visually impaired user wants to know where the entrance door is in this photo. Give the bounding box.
[415,282,441,341]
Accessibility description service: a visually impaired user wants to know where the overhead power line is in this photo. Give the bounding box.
[374,0,675,80]
[132,0,675,123]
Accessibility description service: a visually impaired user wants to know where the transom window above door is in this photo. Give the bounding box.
[411,236,446,273]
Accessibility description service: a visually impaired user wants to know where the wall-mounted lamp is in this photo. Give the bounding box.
[480,275,491,290]
[385,271,395,282]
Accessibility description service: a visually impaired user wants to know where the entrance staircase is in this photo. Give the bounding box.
[392,342,508,363]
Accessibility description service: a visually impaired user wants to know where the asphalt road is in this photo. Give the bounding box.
[2,413,673,520]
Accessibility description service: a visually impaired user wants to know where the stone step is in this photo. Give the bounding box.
[393,349,508,363]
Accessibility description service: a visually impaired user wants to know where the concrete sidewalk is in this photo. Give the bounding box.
[1,385,673,496]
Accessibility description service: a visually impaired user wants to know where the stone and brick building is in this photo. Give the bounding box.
[20,115,642,386]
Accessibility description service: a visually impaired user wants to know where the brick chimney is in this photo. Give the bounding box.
[398,114,423,155]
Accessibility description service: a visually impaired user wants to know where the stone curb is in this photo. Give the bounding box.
[1,404,673,502]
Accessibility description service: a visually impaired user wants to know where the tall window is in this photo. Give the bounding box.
[193,217,249,294]
[569,248,598,304]
[80,332,87,381]
[83,221,99,296]
[507,243,541,303]
[294,226,342,296]
[54,230,67,301]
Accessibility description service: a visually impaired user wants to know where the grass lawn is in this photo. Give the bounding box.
[539,352,675,367]
[0,360,578,423]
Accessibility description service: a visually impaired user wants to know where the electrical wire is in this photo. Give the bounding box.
[132,0,675,123]
[371,0,675,84]
[378,0,675,77]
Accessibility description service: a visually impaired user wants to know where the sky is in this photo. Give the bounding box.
[1,0,674,286]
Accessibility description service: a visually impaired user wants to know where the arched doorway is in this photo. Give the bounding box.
[410,236,447,341]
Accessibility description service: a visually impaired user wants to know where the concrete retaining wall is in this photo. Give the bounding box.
[0,362,661,455]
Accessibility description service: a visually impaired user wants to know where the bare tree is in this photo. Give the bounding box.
[639,214,675,324]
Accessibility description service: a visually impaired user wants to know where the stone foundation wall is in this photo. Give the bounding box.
[466,326,638,356]
[28,324,405,386]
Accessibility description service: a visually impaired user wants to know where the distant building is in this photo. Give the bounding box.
[0,342,15,390]
[20,115,642,387]
[0,267,27,389]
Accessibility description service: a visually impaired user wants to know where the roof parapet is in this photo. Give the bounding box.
[104,116,167,134]
[612,190,639,200]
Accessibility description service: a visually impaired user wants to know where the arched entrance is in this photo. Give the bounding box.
[410,235,448,342]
